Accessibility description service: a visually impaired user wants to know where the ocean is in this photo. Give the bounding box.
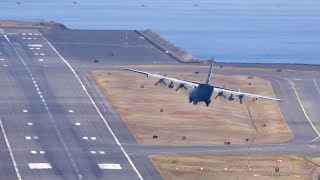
[1,0,319,64]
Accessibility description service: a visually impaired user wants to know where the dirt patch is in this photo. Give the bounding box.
[92,69,293,145]
[149,154,320,180]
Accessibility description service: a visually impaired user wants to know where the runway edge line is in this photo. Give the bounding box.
[40,33,144,180]
[285,78,320,142]
[0,116,22,180]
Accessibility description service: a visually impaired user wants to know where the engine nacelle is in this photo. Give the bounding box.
[228,94,234,101]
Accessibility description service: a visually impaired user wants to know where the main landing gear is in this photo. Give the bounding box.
[205,100,211,107]
[189,98,198,105]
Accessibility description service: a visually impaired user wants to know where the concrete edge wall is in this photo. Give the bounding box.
[135,29,203,63]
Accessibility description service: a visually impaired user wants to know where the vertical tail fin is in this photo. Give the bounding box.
[205,58,214,84]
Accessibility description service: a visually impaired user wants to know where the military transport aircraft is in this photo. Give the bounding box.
[124,59,281,106]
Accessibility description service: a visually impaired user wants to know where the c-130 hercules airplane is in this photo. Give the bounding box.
[125,59,281,106]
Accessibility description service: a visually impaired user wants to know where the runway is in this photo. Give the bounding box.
[0,27,319,180]
[0,28,148,180]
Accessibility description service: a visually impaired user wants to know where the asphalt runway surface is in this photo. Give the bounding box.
[0,28,319,180]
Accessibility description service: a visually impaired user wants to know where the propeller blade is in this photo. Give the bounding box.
[163,81,167,86]
[176,83,187,91]
[155,78,166,86]
[215,91,226,99]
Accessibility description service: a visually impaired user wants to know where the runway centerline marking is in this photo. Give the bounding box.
[285,78,320,141]
[23,109,28,113]
[40,33,144,180]
[0,117,22,180]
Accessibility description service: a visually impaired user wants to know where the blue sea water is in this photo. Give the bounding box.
[1,0,319,64]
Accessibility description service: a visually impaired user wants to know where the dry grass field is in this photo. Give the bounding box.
[92,69,293,145]
[149,154,320,180]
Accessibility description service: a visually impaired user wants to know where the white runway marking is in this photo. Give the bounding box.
[75,123,81,126]
[28,122,33,126]
[25,136,31,140]
[23,109,28,113]
[91,137,96,140]
[22,33,26,35]
[68,110,74,113]
[0,58,4,61]
[99,151,105,154]
[83,136,88,140]
[0,117,22,180]
[314,79,320,95]
[30,47,34,50]
[40,33,144,179]
[22,37,26,39]
[28,44,43,47]
[36,48,40,50]
[28,33,32,35]
[39,59,43,62]
[34,136,39,139]
[29,163,52,169]
[40,53,45,55]
[31,151,37,154]
[28,37,32,40]
[285,78,320,141]
[34,53,38,55]
[34,33,39,36]
[4,33,83,179]
[3,64,8,67]
[90,151,97,154]
[40,151,45,154]
[98,163,122,170]
[33,38,37,40]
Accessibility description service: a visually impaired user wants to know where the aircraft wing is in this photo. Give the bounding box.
[124,68,199,88]
[213,86,281,101]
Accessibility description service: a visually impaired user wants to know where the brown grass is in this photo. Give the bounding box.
[149,154,320,180]
[92,69,293,145]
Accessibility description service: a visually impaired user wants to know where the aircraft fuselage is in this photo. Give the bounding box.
[189,84,214,106]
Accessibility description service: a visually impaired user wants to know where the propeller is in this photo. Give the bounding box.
[238,95,244,104]
[168,81,174,88]
[155,74,167,86]
[155,78,167,86]
[176,83,188,91]
[214,91,227,99]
